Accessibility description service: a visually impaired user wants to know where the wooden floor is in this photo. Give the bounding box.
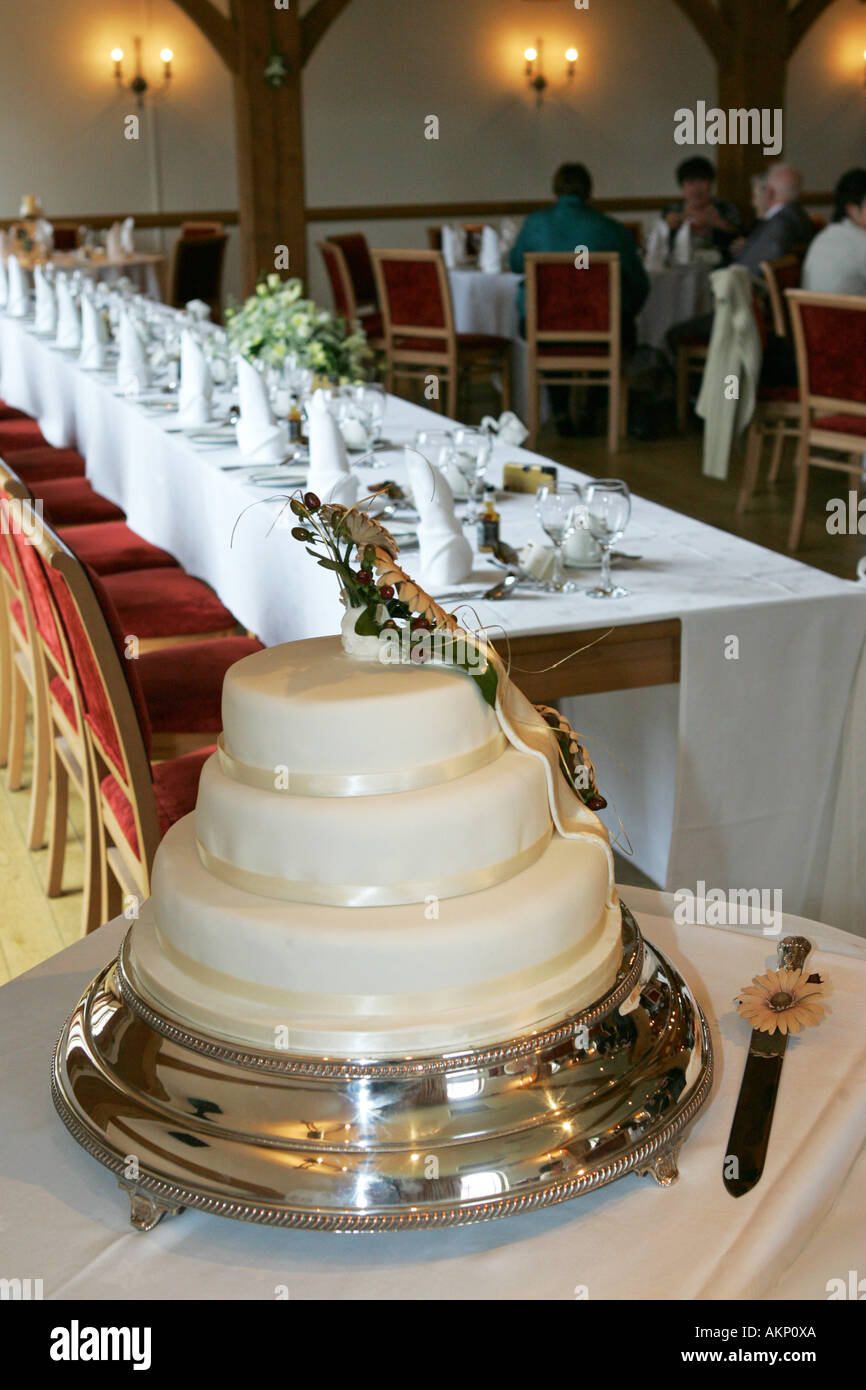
[0,733,84,985]
[0,418,860,984]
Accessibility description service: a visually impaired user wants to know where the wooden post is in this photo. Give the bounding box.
[672,0,851,213]
[172,0,354,295]
[231,4,306,291]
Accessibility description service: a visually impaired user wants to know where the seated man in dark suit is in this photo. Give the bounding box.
[510,162,649,435]
[730,164,815,269]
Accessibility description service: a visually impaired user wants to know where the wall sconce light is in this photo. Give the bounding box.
[863,48,866,88]
[110,36,173,106]
[523,40,579,105]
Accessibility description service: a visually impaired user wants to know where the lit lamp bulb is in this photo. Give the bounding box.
[110,47,124,82]
[566,47,578,78]
[160,47,173,79]
[524,46,538,75]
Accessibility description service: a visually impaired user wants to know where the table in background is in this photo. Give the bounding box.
[1,309,863,933]
[1,889,863,1299]
[47,252,165,301]
[636,263,714,353]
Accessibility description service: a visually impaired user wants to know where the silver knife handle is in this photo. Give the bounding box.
[777,936,811,971]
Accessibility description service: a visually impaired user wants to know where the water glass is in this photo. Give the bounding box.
[535,485,579,593]
[583,479,632,598]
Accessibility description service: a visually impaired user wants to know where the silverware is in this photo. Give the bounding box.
[723,935,812,1199]
[435,572,522,603]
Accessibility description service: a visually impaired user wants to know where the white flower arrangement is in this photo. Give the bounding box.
[225,273,371,381]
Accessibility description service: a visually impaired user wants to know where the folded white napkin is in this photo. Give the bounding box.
[185,298,211,321]
[479,225,502,274]
[519,541,558,583]
[33,265,57,335]
[672,219,692,266]
[498,217,520,253]
[235,356,289,463]
[55,275,82,350]
[0,254,7,310]
[177,329,213,426]
[405,448,472,588]
[120,217,135,255]
[305,389,359,504]
[6,255,30,318]
[79,291,108,369]
[480,410,529,447]
[643,219,670,273]
[441,225,465,270]
[116,308,150,393]
[106,222,124,260]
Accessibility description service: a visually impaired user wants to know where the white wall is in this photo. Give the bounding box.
[0,0,863,310]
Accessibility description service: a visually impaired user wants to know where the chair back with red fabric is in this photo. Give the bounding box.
[371,249,454,362]
[525,252,621,360]
[169,234,228,320]
[51,224,79,251]
[330,233,379,312]
[180,221,224,239]
[318,240,355,321]
[787,290,866,420]
[20,501,161,869]
[760,255,802,339]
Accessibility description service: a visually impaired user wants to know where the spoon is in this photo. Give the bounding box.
[435,572,522,603]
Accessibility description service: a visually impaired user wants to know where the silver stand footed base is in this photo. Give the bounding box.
[52,904,712,1233]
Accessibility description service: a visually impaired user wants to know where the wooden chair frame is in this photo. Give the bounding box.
[786,288,866,551]
[1,479,102,931]
[371,248,509,420]
[524,252,624,453]
[317,239,385,351]
[676,342,709,433]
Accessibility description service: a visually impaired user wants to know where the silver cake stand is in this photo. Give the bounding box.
[52,903,713,1233]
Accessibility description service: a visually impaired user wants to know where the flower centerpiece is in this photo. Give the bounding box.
[225,273,370,382]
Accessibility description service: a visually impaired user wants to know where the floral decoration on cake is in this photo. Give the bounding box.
[536,706,607,811]
[285,492,606,811]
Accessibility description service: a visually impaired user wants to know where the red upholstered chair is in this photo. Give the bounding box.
[524,252,624,453]
[12,498,262,929]
[169,233,228,322]
[0,402,32,421]
[50,223,79,252]
[180,221,224,239]
[0,416,49,452]
[318,240,385,352]
[329,233,379,316]
[372,248,510,419]
[785,289,866,551]
[1,445,87,481]
[736,257,803,514]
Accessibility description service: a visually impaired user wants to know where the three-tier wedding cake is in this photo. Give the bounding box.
[126,498,623,1058]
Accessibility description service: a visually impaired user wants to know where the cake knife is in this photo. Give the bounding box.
[723,935,812,1198]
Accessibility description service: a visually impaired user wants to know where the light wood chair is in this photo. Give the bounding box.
[786,289,866,551]
[736,256,803,514]
[372,248,510,419]
[524,251,624,454]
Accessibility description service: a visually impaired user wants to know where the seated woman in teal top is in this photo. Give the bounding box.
[509,163,649,330]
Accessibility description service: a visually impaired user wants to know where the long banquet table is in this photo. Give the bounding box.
[1,889,863,1299]
[0,310,864,933]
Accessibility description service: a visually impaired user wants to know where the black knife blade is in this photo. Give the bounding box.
[723,935,812,1198]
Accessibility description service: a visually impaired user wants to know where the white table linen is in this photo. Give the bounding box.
[636,263,714,353]
[0,891,862,1300]
[448,268,521,341]
[0,311,863,933]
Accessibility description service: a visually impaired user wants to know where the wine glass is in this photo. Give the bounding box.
[535,486,579,593]
[453,427,492,524]
[583,479,632,599]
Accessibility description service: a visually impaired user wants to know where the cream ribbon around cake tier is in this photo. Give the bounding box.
[196,825,552,908]
[216,729,507,797]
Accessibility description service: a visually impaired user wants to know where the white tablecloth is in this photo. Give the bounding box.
[448,268,521,341]
[636,263,714,352]
[1,890,863,1300]
[46,254,163,301]
[1,312,864,932]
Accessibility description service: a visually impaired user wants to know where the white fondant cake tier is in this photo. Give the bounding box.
[131,816,622,1055]
[221,636,500,787]
[194,744,554,905]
